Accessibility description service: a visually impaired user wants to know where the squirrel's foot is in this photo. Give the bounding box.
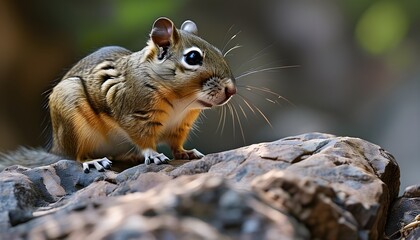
[142,149,170,165]
[173,149,204,160]
[82,157,112,173]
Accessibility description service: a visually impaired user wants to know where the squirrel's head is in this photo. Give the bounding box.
[143,17,236,109]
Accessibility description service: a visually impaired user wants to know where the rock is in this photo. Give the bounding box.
[0,133,400,239]
[385,185,420,240]
[252,170,359,239]
[403,185,420,198]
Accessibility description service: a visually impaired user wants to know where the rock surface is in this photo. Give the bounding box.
[0,133,401,239]
[385,185,420,239]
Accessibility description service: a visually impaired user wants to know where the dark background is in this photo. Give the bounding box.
[0,0,418,193]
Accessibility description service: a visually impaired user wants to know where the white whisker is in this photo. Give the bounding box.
[220,24,235,50]
[221,104,228,135]
[237,94,256,115]
[237,93,273,128]
[216,105,225,134]
[238,84,295,106]
[236,65,300,80]
[254,105,273,128]
[222,31,242,53]
[265,98,276,104]
[232,102,246,143]
[234,98,248,120]
[224,45,242,57]
[227,103,236,138]
[234,43,276,72]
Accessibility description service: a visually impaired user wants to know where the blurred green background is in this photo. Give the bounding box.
[0,0,418,193]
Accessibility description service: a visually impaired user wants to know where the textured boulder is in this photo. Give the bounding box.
[0,133,400,239]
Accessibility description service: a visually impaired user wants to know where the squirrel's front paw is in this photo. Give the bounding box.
[82,157,112,173]
[142,149,170,165]
[173,149,204,160]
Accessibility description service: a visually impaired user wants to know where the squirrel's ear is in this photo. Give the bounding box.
[151,17,179,47]
[181,20,198,35]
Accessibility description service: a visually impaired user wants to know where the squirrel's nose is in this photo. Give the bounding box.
[225,85,236,98]
[225,86,236,98]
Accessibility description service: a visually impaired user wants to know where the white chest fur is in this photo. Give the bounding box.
[163,97,201,131]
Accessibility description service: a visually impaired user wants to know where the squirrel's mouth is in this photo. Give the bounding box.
[197,94,234,109]
[216,95,233,106]
[197,100,213,108]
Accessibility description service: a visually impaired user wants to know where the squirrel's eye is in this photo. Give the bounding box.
[181,47,203,70]
[184,50,203,66]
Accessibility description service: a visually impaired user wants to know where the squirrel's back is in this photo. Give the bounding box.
[0,47,133,171]
[63,46,131,78]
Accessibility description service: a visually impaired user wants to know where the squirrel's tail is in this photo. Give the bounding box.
[0,147,62,171]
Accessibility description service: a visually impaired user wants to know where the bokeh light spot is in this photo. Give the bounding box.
[356,1,409,55]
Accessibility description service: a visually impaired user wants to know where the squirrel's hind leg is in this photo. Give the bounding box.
[82,157,112,173]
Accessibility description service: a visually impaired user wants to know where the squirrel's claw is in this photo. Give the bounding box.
[82,157,112,173]
[142,149,170,165]
[173,149,204,160]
